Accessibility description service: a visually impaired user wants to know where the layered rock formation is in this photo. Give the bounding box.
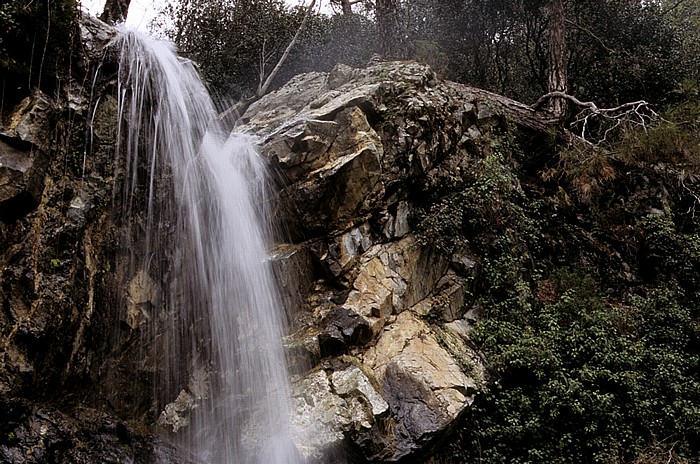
[0,17,185,463]
[238,62,513,461]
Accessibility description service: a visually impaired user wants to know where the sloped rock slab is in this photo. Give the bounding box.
[0,91,52,222]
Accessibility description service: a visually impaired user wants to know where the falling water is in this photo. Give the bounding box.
[112,30,302,463]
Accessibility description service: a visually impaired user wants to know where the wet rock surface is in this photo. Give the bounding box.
[0,398,185,464]
[245,61,496,461]
[0,15,168,463]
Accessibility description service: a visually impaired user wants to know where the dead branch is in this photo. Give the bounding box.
[533,91,660,146]
[257,0,316,97]
[219,0,317,122]
[564,19,618,55]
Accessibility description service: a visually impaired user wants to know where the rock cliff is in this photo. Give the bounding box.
[0,24,506,457]
[237,62,508,461]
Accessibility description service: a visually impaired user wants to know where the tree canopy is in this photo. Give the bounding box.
[0,0,79,113]
[151,0,698,110]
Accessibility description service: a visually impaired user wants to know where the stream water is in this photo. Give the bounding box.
[113,30,301,464]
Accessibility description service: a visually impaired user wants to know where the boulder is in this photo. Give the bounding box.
[358,311,484,461]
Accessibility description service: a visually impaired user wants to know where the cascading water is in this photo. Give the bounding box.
[112,30,302,463]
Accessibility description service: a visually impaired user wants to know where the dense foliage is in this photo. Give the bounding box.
[415,96,700,462]
[151,0,306,100]
[152,0,381,100]
[403,0,689,105]
[152,0,698,109]
[0,0,79,111]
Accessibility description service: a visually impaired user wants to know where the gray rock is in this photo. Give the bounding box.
[244,61,494,462]
[0,91,52,221]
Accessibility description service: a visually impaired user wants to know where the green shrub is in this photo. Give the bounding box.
[440,267,699,463]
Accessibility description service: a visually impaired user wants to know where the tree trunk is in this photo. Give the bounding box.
[376,0,405,59]
[100,0,131,24]
[338,0,353,15]
[547,0,568,119]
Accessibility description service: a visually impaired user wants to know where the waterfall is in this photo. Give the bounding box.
[112,30,301,464]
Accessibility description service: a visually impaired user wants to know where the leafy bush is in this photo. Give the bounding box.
[419,128,700,463]
[153,0,306,100]
[440,268,699,463]
[615,96,700,169]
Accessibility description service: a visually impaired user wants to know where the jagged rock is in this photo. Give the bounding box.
[292,370,350,460]
[126,270,158,330]
[1,91,52,147]
[450,248,478,276]
[341,235,448,332]
[292,365,389,461]
[318,307,373,357]
[274,106,385,234]
[244,61,496,462]
[386,201,411,239]
[325,222,373,276]
[412,271,470,322]
[331,365,389,419]
[78,14,117,60]
[157,390,196,432]
[0,398,183,464]
[0,137,45,221]
[358,311,484,461]
[0,91,53,221]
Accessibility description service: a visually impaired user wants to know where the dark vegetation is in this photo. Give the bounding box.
[0,0,80,117]
[152,0,698,109]
[416,109,700,462]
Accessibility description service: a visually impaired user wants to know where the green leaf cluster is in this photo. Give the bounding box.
[461,269,700,463]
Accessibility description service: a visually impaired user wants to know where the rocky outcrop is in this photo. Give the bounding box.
[0,91,51,222]
[0,22,507,458]
[0,16,174,463]
[240,61,502,461]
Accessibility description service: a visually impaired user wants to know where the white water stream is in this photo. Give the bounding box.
[113,31,302,464]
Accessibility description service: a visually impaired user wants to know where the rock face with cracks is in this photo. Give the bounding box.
[0,23,500,457]
[240,61,497,462]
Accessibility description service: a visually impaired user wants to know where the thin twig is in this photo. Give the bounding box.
[257,0,317,96]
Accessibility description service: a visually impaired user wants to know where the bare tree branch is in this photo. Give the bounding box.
[533,91,660,146]
[661,0,692,16]
[219,0,317,122]
[257,0,316,97]
[564,19,617,55]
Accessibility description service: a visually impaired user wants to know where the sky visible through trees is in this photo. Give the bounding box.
[80,0,329,31]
